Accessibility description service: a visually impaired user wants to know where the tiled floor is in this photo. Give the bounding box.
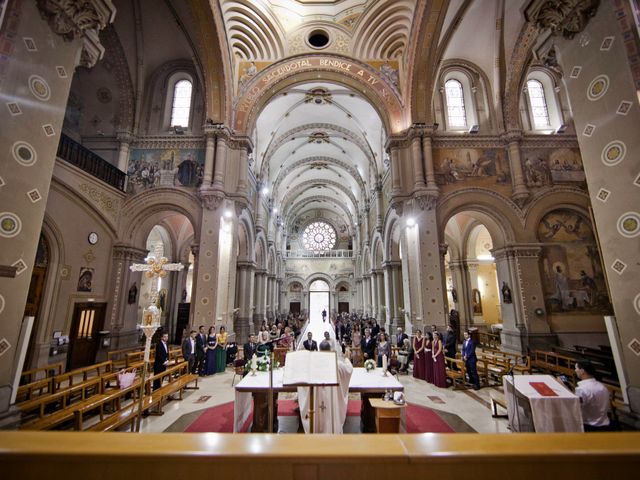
[140,368,510,434]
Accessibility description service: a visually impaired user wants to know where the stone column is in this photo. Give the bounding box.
[235,261,255,343]
[363,206,370,246]
[389,146,402,196]
[107,245,147,349]
[266,274,276,321]
[391,263,404,329]
[0,0,115,415]
[202,129,216,185]
[466,261,482,324]
[362,275,371,316]
[421,130,439,192]
[212,132,228,189]
[383,262,397,332]
[448,260,471,330]
[116,131,132,173]
[188,244,199,326]
[253,270,267,328]
[374,184,384,232]
[370,271,378,319]
[375,269,385,324]
[492,247,522,353]
[410,130,426,190]
[503,130,529,205]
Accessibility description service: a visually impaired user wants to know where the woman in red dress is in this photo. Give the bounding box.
[431,331,448,388]
[412,330,426,380]
[424,331,434,384]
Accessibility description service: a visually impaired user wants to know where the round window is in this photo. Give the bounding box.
[307,29,330,49]
[302,221,337,252]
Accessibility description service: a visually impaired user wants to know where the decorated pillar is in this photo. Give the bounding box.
[107,244,147,349]
[410,128,426,190]
[370,271,378,319]
[202,128,216,185]
[0,0,116,414]
[116,131,132,173]
[391,264,404,329]
[503,130,529,205]
[466,261,482,324]
[235,262,254,342]
[421,128,439,192]
[448,260,471,330]
[253,270,267,327]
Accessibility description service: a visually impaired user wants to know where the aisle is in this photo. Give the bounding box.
[296,313,337,350]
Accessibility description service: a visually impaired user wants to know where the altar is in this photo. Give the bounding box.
[234,368,404,432]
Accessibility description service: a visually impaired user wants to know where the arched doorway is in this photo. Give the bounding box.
[308,279,330,324]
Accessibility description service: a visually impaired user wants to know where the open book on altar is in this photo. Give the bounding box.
[282,350,339,386]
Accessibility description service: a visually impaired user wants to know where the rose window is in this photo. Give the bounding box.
[302,221,336,252]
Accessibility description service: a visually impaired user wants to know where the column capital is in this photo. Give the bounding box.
[524,0,600,39]
[112,244,147,262]
[37,0,117,68]
[502,129,523,144]
[236,260,256,270]
[198,187,225,210]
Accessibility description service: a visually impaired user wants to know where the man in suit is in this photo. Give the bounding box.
[195,325,206,375]
[444,324,457,359]
[396,327,408,348]
[244,334,258,361]
[361,328,376,360]
[182,330,197,374]
[303,331,318,351]
[153,332,170,390]
[462,330,480,390]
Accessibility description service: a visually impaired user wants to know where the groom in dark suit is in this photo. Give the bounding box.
[462,330,480,390]
[195,325,207,375]
[361,328,376,360]
[182,330,197,374]
[153,332,170,390]
[303,332,318,351]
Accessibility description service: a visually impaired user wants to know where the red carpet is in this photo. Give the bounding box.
[184,400,454,433]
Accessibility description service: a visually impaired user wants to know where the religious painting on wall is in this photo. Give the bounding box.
[472,288,483,315]
[537,209,610,314]
[521,148,585,188]
[77,267,94,292]
[127,148,204,194]
[433,148,511,193]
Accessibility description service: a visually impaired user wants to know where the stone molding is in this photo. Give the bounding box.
[112,244,147,262]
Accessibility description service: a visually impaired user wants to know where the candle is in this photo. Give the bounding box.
[382,354,387,372]
[251,353,258,371]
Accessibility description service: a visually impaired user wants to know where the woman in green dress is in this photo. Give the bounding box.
[215,325,228,373]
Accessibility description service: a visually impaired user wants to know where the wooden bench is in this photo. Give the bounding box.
[107,346,146,370]
[20,378,105,430]
[20,362,63,385]
[445,357,466,389]
[489,390,508,418]
[479,354,512,385]
[52,360,114,392]
[530,350,576,380]
[140,362,198,416]
[15,377,54,403]
[74,382,141,431]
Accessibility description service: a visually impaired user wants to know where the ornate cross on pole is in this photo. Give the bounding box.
[129,244,184,432]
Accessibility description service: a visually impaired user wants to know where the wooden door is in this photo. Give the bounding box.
[289,302,301,315]
[338,302,349,313]
[67,303,106,370]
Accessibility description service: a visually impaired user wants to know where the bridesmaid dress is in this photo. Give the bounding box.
[412,337,426,380]
[432,338,448,388]
[424,339,434,384]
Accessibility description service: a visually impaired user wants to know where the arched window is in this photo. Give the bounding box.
[170,79,192,127]
[445,79,467,128]
[526,79,550,128]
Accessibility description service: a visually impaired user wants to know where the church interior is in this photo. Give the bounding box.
[1,0,640,476]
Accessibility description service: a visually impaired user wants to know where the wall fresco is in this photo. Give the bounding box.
[127,148,204,194]
[433,148,511,192]
[521,148,586,188]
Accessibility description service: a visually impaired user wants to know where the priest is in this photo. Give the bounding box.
[297,340,353,433]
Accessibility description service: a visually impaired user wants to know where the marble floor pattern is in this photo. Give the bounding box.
[141,368,510,434]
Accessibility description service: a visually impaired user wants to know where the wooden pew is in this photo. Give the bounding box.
[139,362,198,416]
[52,360,113,392]
[20,378,105,430]
[15,377,54,404]
[74,382,141,431]
[20,362,63,385]
[478,353,511,385]
[445,357,466,389]
[530,350,576,380]
[107,346,146,369]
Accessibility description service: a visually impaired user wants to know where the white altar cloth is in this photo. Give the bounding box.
[234,367,402,432]
[503,374,583,432]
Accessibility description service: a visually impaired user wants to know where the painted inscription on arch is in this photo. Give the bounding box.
[233,56,404,133]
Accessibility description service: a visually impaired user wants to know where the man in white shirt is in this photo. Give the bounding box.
[574,359,611,431]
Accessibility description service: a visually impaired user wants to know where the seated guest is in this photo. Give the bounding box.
[278,327,294,350]
[397,338,411,373]
[574,359,611,431]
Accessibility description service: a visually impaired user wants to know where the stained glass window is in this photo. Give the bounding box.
[527,79,550,128]
[170,79,192,127]
[445,79,467,127]
[302,221,337,252]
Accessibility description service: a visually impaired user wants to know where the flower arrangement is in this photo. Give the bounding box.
[364,359,376,372]
[256,354,270,372]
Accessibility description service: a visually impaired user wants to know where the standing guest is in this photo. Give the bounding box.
[215,326,228,373]
[258,325,270,349]
[243,334,258,363]
[322,308,327,322]
[371,319,380,338]
[444,324,457,359]
[303,331,318,351]
[431,324,439,337]
[361,328,376,361]
[195,325,207,375]
[431,332,447,388]
[351,325,361,349]
[153,332,169,390]
[204,326,217,376]
[182,330,197,374]
[376,333,391,369]
[424,332,434,384]
[412,330,426,380]
[396,327,408,349]
[462,330,480,390]
[574,359,611,431]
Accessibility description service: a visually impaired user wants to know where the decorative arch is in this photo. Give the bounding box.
[382,210,402,262]
[233,54,406,135]
[254,231,268,270]
[236,209,255,261]
[120,188,201,248]
[370,232,385,269]
[523,188,591,237]
[305,272,335,291]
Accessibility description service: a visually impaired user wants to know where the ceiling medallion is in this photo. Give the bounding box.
[305,88,333,105]
[308,132,330,144]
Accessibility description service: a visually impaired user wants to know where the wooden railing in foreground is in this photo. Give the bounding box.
[0,432,639,479]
